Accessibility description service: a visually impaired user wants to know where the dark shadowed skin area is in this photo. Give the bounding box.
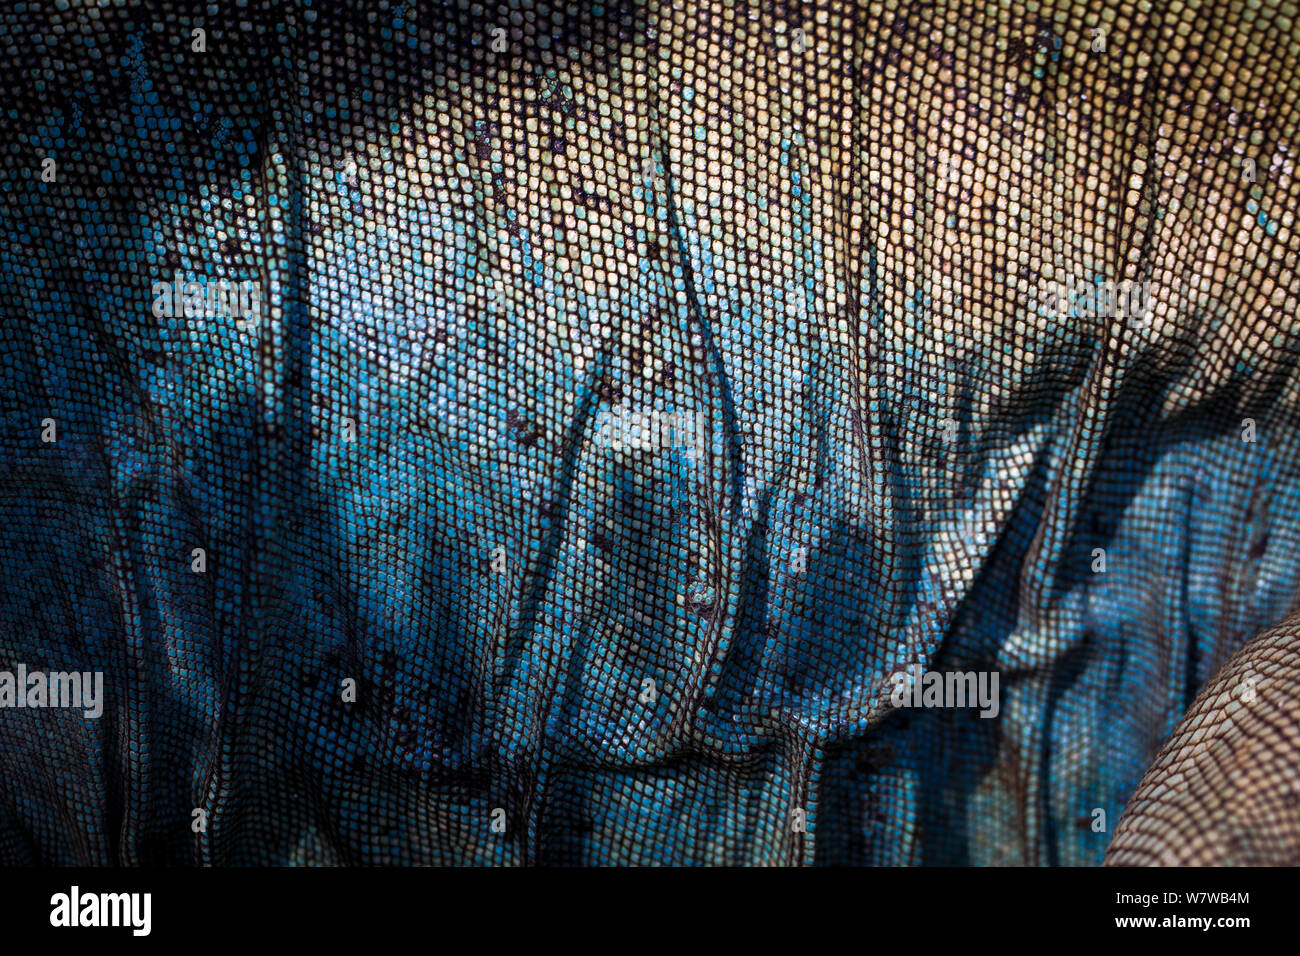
[1,0,1300,866]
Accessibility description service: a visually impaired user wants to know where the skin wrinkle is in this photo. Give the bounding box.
[4,0,1300,866]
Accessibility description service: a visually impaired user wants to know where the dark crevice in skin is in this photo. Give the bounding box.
[510,347,612,865]
[649,65,752,728]
[1039,636,1093,868]
[655,129,745,522]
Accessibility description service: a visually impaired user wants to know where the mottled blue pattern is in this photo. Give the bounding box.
[2,0,1300,866]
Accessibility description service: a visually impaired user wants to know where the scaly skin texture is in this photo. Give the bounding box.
[1106,614,1300,866]
[4,0,1300,866]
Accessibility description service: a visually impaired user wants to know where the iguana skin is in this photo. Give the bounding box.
[2,0,1300,867]
[1105,614,1300,866]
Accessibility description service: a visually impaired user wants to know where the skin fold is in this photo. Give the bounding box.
[2,0,1300,866]
[1106,613,1300,865]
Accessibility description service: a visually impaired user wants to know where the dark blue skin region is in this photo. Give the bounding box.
[1,0,1298,866]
